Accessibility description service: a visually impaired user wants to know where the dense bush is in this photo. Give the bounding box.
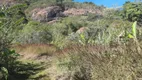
[0,7,19,79]
[87,13,103,21]
[15,21,52,44]
[120,2,142,24]
[0,4,44,80]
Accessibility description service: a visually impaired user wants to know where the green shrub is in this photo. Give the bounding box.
[0,8,19,79]
[120,2,142,25]
[15,21,52,44]
[87,13,103,21]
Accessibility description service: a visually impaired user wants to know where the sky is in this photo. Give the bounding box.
[74,0,134,7]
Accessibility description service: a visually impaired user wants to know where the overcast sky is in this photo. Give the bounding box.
[74,0,134,7]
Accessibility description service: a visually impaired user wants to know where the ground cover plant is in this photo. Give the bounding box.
[0,0,142,80]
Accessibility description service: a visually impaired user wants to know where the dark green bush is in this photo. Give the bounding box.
[0,10,19,80]
[0,4,45,80]
[120,2,142,24]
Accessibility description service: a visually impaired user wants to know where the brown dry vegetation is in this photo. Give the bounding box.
[12,41,142,80]
[12,44,57,60]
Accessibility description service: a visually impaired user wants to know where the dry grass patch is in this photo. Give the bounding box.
[54,42,142,80]
[12,44,57,60]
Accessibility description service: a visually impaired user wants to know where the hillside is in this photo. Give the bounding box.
[0,0,142,80]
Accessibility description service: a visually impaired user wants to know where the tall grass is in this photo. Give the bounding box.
[12,44,57,60]
[55,42,142,80]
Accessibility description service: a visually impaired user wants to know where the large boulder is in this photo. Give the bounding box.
[31,6,65,22]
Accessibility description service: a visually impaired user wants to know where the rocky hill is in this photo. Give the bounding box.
[24,1,105,22]
[0,0,105,23]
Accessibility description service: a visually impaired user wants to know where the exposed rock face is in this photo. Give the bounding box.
[63,8,88,16]
[31,6,103,22]
[63,8,102,16]
[31,6,65,22]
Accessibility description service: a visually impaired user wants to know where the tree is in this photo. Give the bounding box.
[120,2,142,25]
[0,4,27,79]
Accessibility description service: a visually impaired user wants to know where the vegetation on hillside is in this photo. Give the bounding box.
[120,1,142,25]
[0,0,142,80]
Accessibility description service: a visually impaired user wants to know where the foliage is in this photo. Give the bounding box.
[0,3,44,80]
[1,67,8,80]
[127,21,137,39]
[0,20,44,80]
[1,3,28,23]
[0,5,23,76]
[0,0,142,80]
[87,13,103,21]
[56,0,64,5]
[0,16,17,80]
[0,48,18,80]
[120,2,142,24]
[15,21,52,44]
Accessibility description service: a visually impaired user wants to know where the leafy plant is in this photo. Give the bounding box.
[120,2,142,25]
[0,67,8,80]
[0,47,19,80]
[79,33,86,45]
[128,21,137,39]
